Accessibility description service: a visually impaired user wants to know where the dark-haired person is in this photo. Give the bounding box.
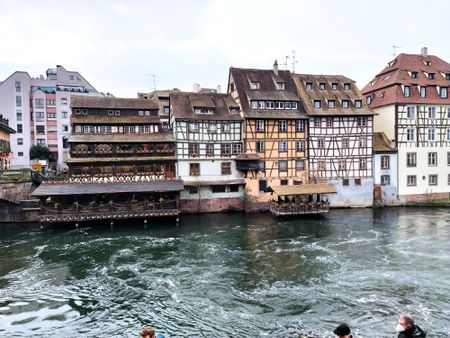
[333,323,352,338]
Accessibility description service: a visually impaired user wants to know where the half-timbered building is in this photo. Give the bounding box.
[170,92,245,212]
[31,96,183,223]
[294,74,374,207]
[362,48,450,202]
[228,63,309,206]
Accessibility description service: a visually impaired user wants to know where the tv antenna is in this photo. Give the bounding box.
[291,50,298,73]
[392,45,401,57]
[148,74,157,91]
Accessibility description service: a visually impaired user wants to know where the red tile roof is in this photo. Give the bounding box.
[362,53,450,108]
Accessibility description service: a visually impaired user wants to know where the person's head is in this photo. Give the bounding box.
[333,323,351,338]
[140,327,155,338]
[396,314,414,332]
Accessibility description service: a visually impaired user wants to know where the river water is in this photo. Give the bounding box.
[0,208,449,337]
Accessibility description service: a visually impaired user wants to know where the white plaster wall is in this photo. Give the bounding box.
[327,178,374,207]
[180,185,244,200]
[373,105,396,140]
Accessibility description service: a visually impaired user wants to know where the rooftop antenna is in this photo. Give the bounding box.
[282,55,290,70]
[148,74,157,91]
[392,45,401,57]
[291,50,298,73]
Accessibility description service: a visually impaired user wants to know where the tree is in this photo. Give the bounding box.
[30,145,50,160]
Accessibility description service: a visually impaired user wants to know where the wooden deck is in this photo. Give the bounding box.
[269,202,330,216]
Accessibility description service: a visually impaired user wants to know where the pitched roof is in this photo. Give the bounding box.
[293,74,373,116]
[362,52,450,108]
[70,115,160,124]
[373,132,397,153]
[71,96,160,109]
[266,183,337,196]
[229,67,308,119]
[170,92,243,121]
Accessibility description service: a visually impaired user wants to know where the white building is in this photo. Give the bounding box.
[373,132,398,204]
[0,65,102,170]
[170,92,245,212]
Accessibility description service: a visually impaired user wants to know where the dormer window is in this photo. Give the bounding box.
[74,109,81,115]
[331,83,338,90]
[428,73,435,80]
[355,100,362,108]
[292,102,298,109]
[285,102,291,109]
[440,87,448,99]
[425,61,431,66]
[367,96,372,104]
[420,86,427,98]
[258,101,265,109]
[251,101,258,109]
[266,101,274,109]
[107,110,113,116]
[138,110,144,116]
[411,72,418,79]
[343,83,351,90]
[275,101,284,109]
[194,108,202,114]
[206,109,214,114]
[319,83,326,90]
[115,110,120,116]
[305,82,313,90]
[229,107,239,114]
[250,82,260,90]
[342,100,349,108]
[276,82,285,90]
[82,109,88,115]
[404,86,411,98]
[328,100,335,108]
[313,100,322,108]
[446,74,450,80]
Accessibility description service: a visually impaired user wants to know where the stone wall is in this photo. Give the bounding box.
[180,197,243,213]
[0,182,34,204]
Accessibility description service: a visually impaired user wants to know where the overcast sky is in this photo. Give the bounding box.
[1,0,449,97]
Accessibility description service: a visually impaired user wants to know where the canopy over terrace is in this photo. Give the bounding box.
[265,183,336,216]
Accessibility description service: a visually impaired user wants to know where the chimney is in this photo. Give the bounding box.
[193,83,201,92]
[273,60,279,76]
[216,85,221,93]
[421,47,428,58]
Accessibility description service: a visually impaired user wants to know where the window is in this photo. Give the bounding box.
[206,143,214,156]
[407,152,417,167]
[296,160,305,171]
[220,144,230,156]
[406,106,416,119]
[305,82,313,90]
[275,101,284,109]
[355,100,362,108]
[292,102,298,109]
[381,175,390,186]
[17,138,23,145]
[296,140,305,152]
[279,120,287,132]
[429,174,438,185]
[16,112,22,121]
[36,139,46,146]
[115,110,120,116]
[448,174,450,185]
[189,122,198,132]
[62,125,69,132]
[69,74,75,81]
[318,161,326,170]
[15,96,22,107]
[359,158,367,170]
[404,86,411,97]
[258,160,265,172]
[338,160,346,170]
[189,163,200,176]
[296,120,305,132]
[189,144,199,157]
[74,109,82,115]
[47,112,56,119]
[232,143,242,154]
[343,178,349,186]
[278,160,287,172]
[36,125,45,135]
[35,112,44,121]
[208,124,217,133]
[145,110,151,116]
[318,139,325,148]
[411,72,418,79]
[138,125,150,133]
[222,123,230,133]
[280,179,288,186]
[407,175,417,186]
[420,86,426,98]
[440,87,448,98]
[448,107,450,118]
[342,100,349,108]
[448,152,450,166]
[276,82,285,90]
[342,138,349,148]
[285,102,291,109]
[221,162,231,175]
[406,128,416,142]
[355,178,361,186]
[138,110,144,116]
[428,106,436,119]
[313,100,322,108]
[163,106,170,114]
[17,124,23,133]
[187,186,198,195]
[256,120,264,132]
[229,185,239,193]
[212,185,227,193]
[83,125,94,133]
[61,98,67,105]
[381,156,390,169]
[256,141,264,152]
[107,110,113,116]
[259,180,267,192]
[61,111,68,118]
[279,141,287,152]
[123,126,135,134]
[314,117,321,127]
[428,128,436,141]
[328,100,335,108]
[258,101,265,109]
[447,74,450,80]
[250,82,260,90]
[357,117,367,126]
[359,137,367,148]
[46,99,55,106]
[326,118,333,127]
[331,83,338,90]
[319,83,326,90]
[251,101,258,109]
[428,152,437,166]
[266,101,274,109]
[344,83,351,90]
[15,81,21,92]
[428,73,435,80]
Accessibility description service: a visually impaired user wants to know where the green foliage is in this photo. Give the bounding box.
[29,145,50,160]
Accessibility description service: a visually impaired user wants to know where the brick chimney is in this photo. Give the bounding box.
[273,60,279,76]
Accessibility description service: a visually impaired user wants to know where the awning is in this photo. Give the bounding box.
[30,180,184,197]
[183,179,246,186]
[265,183,336,196]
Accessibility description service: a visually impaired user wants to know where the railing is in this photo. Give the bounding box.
[44,173,176,184]
[39,200,179,223]
[269,202,330,216]
[0,169,32,183]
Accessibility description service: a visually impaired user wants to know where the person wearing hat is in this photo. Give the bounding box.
[333,323,352,338]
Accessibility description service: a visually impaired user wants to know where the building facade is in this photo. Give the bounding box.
[228,63,309,205]
[373,132,398,204]
[362,48,450,202]
[0,115,15,170]
[0,65,102,170]
[294,74,374,207]
[170,92,245,212]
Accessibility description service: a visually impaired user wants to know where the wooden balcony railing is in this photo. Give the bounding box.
[269,202,330,216]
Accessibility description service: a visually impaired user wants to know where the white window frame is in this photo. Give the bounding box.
[256,120,265,132]
[278,120,287,132]
[406,128,416,142]
[428,128,436,141]
[406,106,416,119]
[279,141,287,152]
